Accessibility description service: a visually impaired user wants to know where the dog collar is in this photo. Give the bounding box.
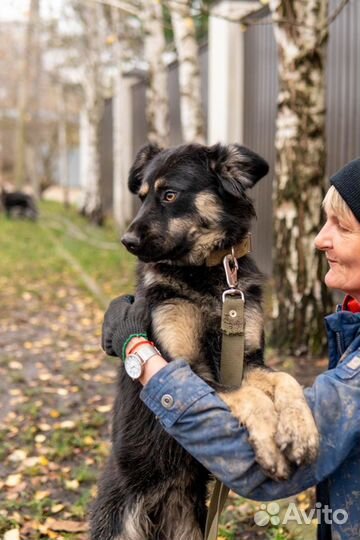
[205,234,252,267]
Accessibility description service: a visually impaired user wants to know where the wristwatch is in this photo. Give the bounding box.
[124,343,160,380]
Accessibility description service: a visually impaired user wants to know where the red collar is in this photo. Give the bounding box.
[342,295,360,313]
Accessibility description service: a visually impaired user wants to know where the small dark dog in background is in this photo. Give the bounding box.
[1,187,38,220]
[91,143,319,540]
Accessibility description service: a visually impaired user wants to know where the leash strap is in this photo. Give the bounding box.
[220,291,245,386]
[204,255,245,540]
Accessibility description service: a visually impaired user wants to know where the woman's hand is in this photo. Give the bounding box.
[101,295,150,360]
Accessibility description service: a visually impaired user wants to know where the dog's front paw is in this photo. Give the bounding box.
[219,388,291,481]
[271,373,320,465]
[275,402,319,465]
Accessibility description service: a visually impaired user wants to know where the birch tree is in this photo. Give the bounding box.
[14,0,41,192]
[140,0,169,147]
[57,85,69,207]
[168,0,205,143]
[75,3,108,225]
[269,0,333,355]
[108,7,139,229]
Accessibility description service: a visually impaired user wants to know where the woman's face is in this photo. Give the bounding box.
[315,207,360,300]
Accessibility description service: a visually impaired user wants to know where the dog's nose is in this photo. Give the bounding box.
[121,232,141,253]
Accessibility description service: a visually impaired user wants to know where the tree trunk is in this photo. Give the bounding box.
[269,0,333,356]
[110,7,133,229]
[141,0,169,147]
[81,81,104,225]
[78,3,106,225]
[57,86,69,208]
[27,0,42,199]
[14,0,40,189]
[168,0,205,143]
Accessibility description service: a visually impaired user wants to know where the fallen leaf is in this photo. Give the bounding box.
[96,404,112,413]
[9,361,22,370]
[65,479,79,490]
[34,490,50,501]
[5,474,22,487]
[59,420,75,429]
[83,435,94,445]
[51,504,64,514]
[38,423,51,432]
[47,519,88,533]
[3,528,20,540]
[39,372,51,381]
[8,449,27,462]
[23,456,40,467]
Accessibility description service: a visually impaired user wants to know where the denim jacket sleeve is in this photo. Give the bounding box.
[140,354,360,501]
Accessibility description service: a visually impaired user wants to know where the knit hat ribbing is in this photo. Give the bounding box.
[330,158,360,222]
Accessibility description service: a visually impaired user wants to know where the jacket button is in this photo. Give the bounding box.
[161,394,174,409]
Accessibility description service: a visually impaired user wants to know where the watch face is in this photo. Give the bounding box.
[124,355,142,379]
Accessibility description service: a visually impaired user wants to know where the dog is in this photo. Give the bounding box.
[91,143,319,540]
[0,188,38,220]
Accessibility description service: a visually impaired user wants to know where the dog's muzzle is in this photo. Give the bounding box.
[121,232,141,254]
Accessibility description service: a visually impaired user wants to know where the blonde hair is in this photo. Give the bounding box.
[323,186,358,228]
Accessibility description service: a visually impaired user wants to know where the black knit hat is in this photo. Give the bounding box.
[330,158,360,222]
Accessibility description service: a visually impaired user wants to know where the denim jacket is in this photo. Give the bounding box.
[140,309,360,540]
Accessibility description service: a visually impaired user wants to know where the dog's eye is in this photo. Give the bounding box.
[162,191,178,203]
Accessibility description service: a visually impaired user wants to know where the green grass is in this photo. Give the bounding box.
[0,200,136,301]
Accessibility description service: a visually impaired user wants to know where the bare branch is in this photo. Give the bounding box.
[80,0,140,17]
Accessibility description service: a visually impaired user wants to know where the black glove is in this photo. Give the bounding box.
[101,295,151,360]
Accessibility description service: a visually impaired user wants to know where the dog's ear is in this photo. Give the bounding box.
[206,144,269,198]
[128,144,162,194]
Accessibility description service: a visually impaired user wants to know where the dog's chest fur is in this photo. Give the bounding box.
[136,255,264,383]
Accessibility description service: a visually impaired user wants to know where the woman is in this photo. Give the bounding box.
[102,158,360,540]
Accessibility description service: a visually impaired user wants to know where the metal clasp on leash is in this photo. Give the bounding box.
[222,288,245,304]
[222,248,245,303]
[223,248,239,288]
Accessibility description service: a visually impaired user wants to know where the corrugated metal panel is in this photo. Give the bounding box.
[243,0,359,274]
[125,2,358,263]
[243,15,278,275]
[131,80,147,155]
[326,0,360,176]
[131,45,208,158]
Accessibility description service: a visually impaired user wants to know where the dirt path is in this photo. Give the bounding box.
[0,211,322,540]
[0,264,116,539]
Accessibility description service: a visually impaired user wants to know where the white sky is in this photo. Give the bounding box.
[0,0,63,22]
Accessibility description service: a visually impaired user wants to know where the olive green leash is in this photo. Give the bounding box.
[204,248,246,540]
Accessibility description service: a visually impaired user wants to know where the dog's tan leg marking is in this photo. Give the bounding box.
[159,499,204,540]
[115,498,151,540]
[115,491,204,540]
[152,300,202,362]
[152,300,214,381]
[219,388,290,480]
[244,305,264,353]
[245,369,319,464]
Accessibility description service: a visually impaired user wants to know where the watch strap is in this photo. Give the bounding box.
[132,343,160,364]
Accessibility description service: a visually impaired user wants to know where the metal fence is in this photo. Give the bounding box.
[105,0,359,273]
[131,44,208,153]
[242,0,360,274]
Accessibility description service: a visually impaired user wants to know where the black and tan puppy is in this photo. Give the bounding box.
[91,143,319,540]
